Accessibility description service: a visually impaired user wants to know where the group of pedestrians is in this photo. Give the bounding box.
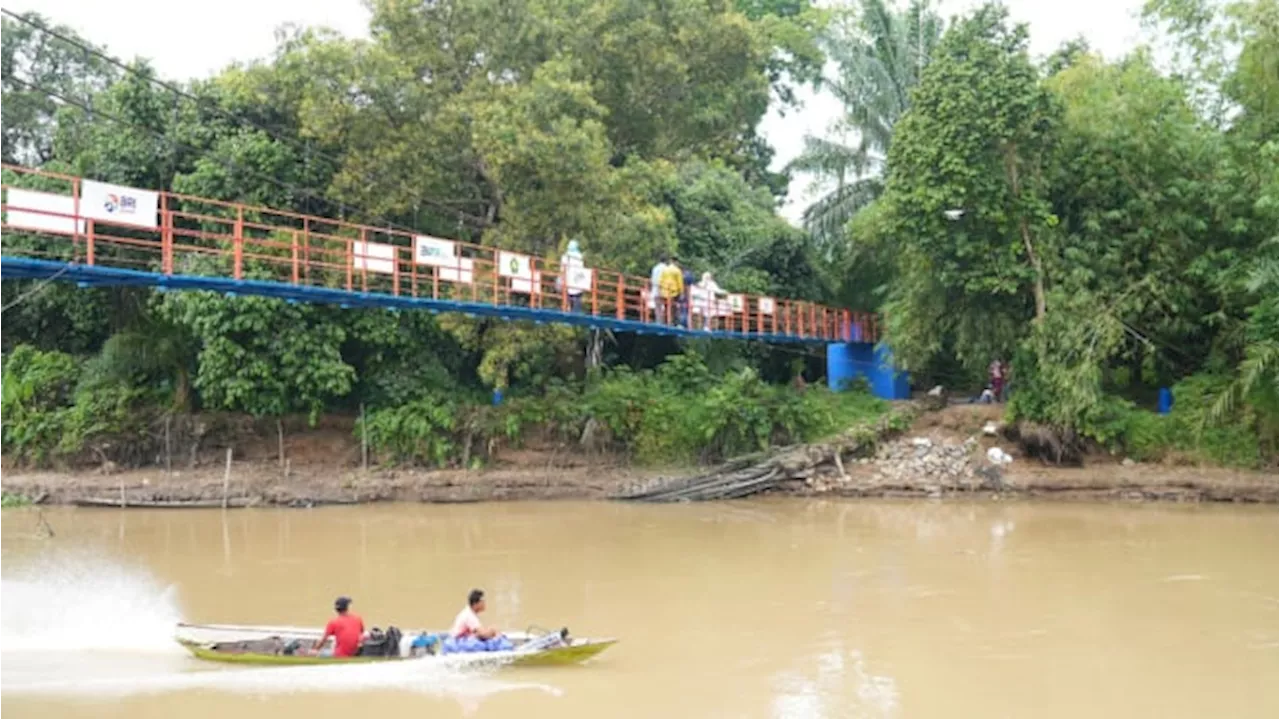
[554,240,729,330]
[649,254,725,330]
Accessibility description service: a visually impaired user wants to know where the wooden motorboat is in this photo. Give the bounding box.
[175,622,615,668]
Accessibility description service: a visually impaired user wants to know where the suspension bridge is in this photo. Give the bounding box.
[0,164,909,398]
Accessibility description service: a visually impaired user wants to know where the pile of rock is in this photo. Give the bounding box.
[803,434,1011,496]
[863,436,980,487]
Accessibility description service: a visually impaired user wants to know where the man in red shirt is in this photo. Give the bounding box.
[314,596,364,657]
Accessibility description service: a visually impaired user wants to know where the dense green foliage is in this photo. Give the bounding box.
[358,352,886,467]
[840,0,1276,466]
[1,0,1274,469]
[0,2,852,468]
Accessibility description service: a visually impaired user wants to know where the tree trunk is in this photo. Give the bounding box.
[586,330,604,370]
[1019,217,1047,321]
[276,419,285,469]
[1004,145,1047,321]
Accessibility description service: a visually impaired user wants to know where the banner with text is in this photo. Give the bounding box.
[414,235,457,266]
[5,188,85,235]
[80,179,158,229]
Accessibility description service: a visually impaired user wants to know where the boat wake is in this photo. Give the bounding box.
[1,549,183,654]
[0,551,559,704]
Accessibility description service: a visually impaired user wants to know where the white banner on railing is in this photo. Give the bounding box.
[498,251,532,280]
[728,294,745,312]
[80,179,158,229]
[353,241,396,274]
[414,235,457,266]
[566,266,594,292]
[439,257,474,285]
[758,297,775,315]
[5,188,85,235]
[511,271,542,295]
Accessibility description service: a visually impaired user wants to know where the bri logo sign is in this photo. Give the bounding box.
[103,193,138,215]
[81,179,159,229]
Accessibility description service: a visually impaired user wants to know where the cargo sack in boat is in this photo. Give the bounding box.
[408,632,441,657]
[442,634,513,654]
[358,626,402,657]
[212,637,286,655]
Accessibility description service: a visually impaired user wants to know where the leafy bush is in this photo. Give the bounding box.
[1092,374,1263,468]
[2,345,161,466]
[348,351,889,468]
[357,396,458,467]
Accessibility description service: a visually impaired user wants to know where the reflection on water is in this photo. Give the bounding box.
[1,499,1276,718]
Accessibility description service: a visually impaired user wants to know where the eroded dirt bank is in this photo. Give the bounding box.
[2,405,1275,506]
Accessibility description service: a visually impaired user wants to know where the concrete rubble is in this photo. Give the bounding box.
[804,435,1009,495]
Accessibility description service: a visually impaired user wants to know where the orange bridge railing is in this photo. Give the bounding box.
[0,164,879,343]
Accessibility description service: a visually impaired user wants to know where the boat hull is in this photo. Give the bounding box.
[175,623,615,668]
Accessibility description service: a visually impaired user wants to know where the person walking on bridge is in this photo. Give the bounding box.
[657,256,685,326]
[649,255,670,324]
[559,239,586,313]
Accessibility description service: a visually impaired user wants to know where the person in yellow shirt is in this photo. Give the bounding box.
[658,256,684,325]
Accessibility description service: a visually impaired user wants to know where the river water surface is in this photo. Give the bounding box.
[1,500,1275,718]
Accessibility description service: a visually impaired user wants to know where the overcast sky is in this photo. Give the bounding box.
[3,0,1150,222]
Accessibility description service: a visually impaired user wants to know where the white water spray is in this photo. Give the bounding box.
[0,552,558,704]
[1,550,183,654]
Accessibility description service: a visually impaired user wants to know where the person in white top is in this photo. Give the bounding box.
[694,272,725,330]
[450,588,499,640]
[558,239,586,313]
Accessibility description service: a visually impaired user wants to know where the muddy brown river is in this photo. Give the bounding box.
[1,500,1275,718]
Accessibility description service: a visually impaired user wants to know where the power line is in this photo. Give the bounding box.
[5,77,381,226]
[0,264,70,312]
[1,8,489,231]
[4,77,465,245]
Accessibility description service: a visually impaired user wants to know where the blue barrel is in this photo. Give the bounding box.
[1157,387,1173,415]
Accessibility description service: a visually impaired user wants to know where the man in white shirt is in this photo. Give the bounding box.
[450,588,499,640]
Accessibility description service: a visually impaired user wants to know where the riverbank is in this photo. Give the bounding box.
[3,405,1275,505]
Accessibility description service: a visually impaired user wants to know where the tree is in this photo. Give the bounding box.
[878,3,1058,371]
[157,289,355,422]
[0,12,117,165]
[788,0,942,248]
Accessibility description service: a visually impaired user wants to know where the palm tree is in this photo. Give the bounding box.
[1204,237,1279,439]
[789,0,942,251]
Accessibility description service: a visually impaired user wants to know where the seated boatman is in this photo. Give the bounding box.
[450,588,499,640]
[314,595,365,657]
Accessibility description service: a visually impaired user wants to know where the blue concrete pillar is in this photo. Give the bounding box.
[826,342,911,400]
[872,344,911,400]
